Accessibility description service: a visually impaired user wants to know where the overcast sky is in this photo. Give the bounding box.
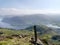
[0,0,60,15]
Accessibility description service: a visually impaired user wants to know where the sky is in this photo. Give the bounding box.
[0,0,60,15]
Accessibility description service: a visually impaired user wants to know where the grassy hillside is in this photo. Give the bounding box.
[0,28,34,45]
[0,28,60,45]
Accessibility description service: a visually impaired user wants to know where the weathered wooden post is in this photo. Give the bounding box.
[34,25,37,45]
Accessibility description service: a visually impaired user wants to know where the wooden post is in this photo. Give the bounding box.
[34,25,37,45]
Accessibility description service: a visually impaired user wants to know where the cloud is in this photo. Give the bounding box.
[0,8,60,16]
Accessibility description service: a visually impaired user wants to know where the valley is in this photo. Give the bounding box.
[0,14,60,45]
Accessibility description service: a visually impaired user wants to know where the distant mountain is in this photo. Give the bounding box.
[0,14,60,29]
[2,14,51,25]
[1,14,52,29]
[47,15,60,24]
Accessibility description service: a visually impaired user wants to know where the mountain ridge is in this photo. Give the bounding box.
[0,14,60,29]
